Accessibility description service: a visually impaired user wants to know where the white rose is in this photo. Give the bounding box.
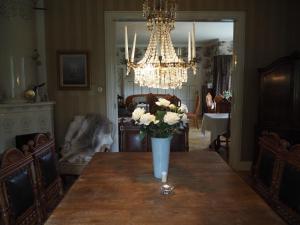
[139,113,156,126]
[163,112,180,125]
[169,104,176,110]
[155,98,171,107]
[132,107,145,121]
[181,113,188,125]
[179,104,188,113]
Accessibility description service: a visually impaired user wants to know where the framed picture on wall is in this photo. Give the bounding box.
[57,51,90,89]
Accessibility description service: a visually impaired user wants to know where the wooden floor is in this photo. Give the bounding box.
[188,123,229,164]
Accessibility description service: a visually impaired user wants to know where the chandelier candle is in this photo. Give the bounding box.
[131,33,137,62]
[192,22,196,59]
[124,26,129,60]
[188,32,191,62]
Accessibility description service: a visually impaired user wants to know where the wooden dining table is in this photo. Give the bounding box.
[46,151,287,225]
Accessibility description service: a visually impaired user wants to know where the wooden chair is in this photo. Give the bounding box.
[273,145,300,225]
[170,126,189,152]
[253,132,288,201]
[215,113,231,160]
[119,121,149,152]
[26,134,63,221]
[125,93,182,115]
[214,95,231,113]
[0,148,41,225]
[187,95,201,129]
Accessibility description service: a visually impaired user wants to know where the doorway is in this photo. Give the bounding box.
[105,11,248,170]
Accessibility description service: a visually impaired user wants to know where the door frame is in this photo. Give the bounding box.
[104,11,250,170]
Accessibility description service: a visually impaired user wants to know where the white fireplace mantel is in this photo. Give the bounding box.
[0,101,55,153]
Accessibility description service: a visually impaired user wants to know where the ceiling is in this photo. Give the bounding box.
[116,21,234,46]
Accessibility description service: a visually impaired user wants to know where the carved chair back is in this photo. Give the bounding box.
[254,132,289,200]
[119,121,150,152]
[0,148,41,225]
[215,95,231,113]
[125,93,181,114]
[27,134,63,220]
[273,145,300,225]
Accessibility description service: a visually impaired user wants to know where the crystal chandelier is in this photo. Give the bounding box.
[124,0,197,89]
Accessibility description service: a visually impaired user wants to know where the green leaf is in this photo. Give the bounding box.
[139,131,146,140]
[156,110,166,121]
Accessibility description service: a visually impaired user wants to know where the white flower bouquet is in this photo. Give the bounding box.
[132,98,188,138]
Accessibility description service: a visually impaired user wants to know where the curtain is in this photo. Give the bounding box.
[213,55,233,95]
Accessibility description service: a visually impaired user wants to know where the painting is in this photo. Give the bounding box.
[57,51,90,89]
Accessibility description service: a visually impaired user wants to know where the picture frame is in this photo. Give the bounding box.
[57,51,90,89]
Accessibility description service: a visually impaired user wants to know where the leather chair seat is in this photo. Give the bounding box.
[6,169,35,218]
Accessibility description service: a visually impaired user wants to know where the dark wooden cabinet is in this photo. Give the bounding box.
[119,120,189,152]
[257,52,300,143]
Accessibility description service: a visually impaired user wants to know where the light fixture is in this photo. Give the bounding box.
[124,0,197,89]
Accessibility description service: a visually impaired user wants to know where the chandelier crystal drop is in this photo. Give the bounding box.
[125,0,197,89]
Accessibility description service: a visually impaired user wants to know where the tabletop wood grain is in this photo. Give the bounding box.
[46,151,287,225]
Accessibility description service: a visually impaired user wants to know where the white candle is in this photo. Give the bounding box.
[192,22,196,59]
[161,171,167,183]
[125,26,129,60]
[10,57,15,98]
[131,32,137,62]
[21,57,26,90]
[188,32,191,62]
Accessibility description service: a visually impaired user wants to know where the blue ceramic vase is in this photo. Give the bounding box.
[151,137,172,179]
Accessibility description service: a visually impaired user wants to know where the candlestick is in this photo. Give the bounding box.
[10,57,15,99]
[125,26,129,60]
[188,32,191,62]
[131,33,137,62]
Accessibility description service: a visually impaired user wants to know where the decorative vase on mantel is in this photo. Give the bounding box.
[151,136,172,179]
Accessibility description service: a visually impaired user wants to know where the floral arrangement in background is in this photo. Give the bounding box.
[132,98,188,138]
[223,90,232,100]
